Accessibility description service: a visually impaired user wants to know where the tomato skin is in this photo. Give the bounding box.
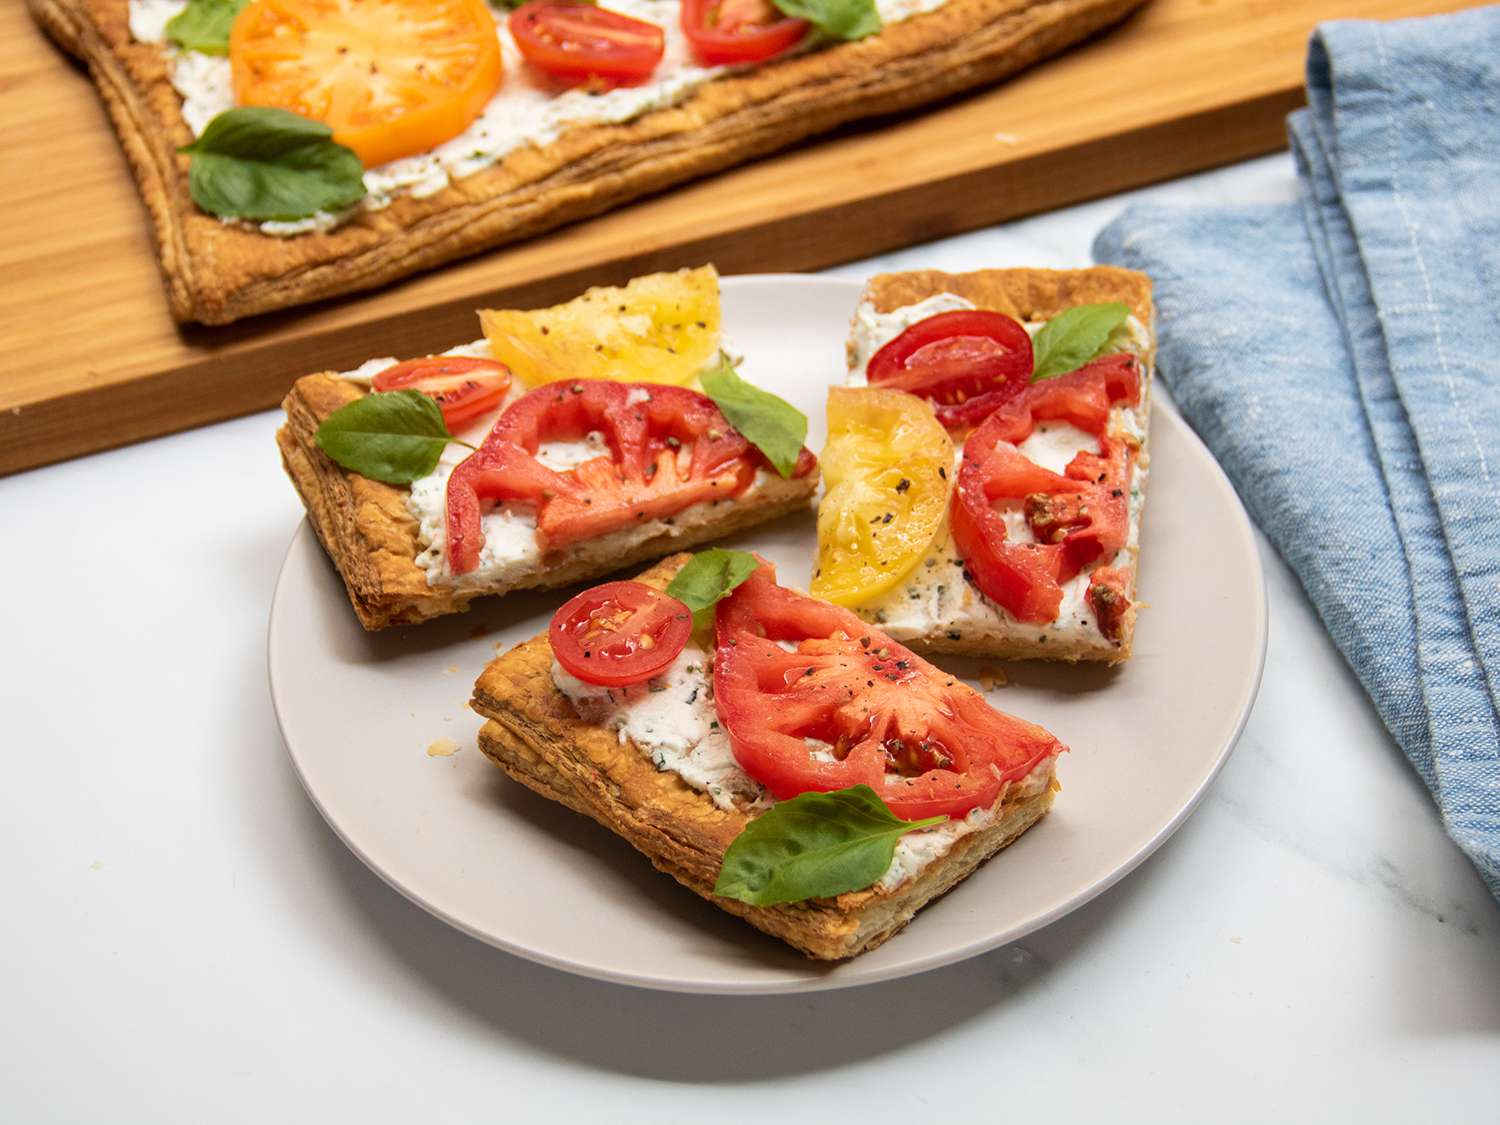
[680,0,809,65]
[372,357,511,430]
[713,562,1065,820]
[867,311,1034,430]
[510,1,665,84]
[444,381,815,574]
[550,580,692,686]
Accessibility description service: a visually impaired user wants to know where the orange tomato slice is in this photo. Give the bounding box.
[229,0,504,168]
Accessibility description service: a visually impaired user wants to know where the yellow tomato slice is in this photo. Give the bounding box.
[812,386,953,607]
[479,267,722,388]
[230,0,503,168]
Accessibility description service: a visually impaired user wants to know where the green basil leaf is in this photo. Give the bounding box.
[699,357,808,478]
[180,107,366,222]
[314,391,456,484]
[771,0,881,40]
[165,0,247,55]
[1030,302,1131,382]
[714,785,946,906]
[665,548,760,631]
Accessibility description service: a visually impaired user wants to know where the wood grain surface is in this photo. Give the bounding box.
[1,0,1478,475]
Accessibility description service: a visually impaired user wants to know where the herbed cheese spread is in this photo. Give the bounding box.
[845,293,1151,647]
[551,643,1049,892]
[128,0,952,236]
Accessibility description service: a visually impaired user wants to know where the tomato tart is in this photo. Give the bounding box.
[814,266,1154,662]
[277,268,820,629]
[470,552,1065,960]
[32,0,1146,324]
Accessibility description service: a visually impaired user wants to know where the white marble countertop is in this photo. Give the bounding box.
[4,154,1497,1122]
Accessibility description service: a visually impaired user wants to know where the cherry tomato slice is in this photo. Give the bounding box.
[680,0,808,65]
[866,311,1035,430]
[550,580,693,686]
[510,0,665,85]
[372,357,512,430]
[713,561,1065,820]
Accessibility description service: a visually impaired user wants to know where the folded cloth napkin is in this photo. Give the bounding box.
[1094,6,1500,897]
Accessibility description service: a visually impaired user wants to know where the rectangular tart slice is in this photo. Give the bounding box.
[277,268,818,629]
[833,266,1154,663]
[470,553,1064,961]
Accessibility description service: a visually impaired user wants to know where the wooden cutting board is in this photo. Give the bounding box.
[1,0,1476,475]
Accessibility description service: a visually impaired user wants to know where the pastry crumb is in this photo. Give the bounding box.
[443,663,461,675]
[426,738,460,757]
[978,666,1008,690]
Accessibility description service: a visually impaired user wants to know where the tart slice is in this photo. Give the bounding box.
[277,267,819,629]
[816,267,1154,663]
[470,552,1065,961]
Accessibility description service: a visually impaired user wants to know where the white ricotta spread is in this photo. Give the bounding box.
[552,645,770,812]
[128,0,952,236]
[550,644,1053,890]
[846,294,1152,649]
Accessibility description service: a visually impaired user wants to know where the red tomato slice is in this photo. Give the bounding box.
[550,580,692,685]
[981,353,1142,444]
[510,0,665,85]
[866,310,1034,430]
[713,561,1066,820]
[948,354,1141,623]
[680,0,808,65]
[444,381,816,574]
[372,357,512,430]
[1085,566,1132,642]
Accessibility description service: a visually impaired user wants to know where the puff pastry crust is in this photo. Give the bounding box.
[277,374,818,629]
[31,0,1146,324]
[850,266,1155,663]
[471,554,1060,961]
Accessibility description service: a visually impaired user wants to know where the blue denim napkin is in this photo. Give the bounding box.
[1094,7,1500,897]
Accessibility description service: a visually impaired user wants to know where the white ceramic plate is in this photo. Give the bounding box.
[268,274,1266,995]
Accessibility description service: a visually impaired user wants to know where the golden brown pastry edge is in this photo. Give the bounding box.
[29,0,1148,323]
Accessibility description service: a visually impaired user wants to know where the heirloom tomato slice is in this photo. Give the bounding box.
[372,356,511,429]
[510,1,665,85]
[444,380,815,574]
[949,355,1141,624]
[480,268,721,387]
[866,310,1034,431]
[550,581,692,686]
[811,386,952,607]
[713,562,1065,821]
[230,0,504,168]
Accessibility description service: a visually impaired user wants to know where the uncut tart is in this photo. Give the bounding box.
[32,0,1147,324]
[835,266,1154,663]
[471,554,1064,960]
